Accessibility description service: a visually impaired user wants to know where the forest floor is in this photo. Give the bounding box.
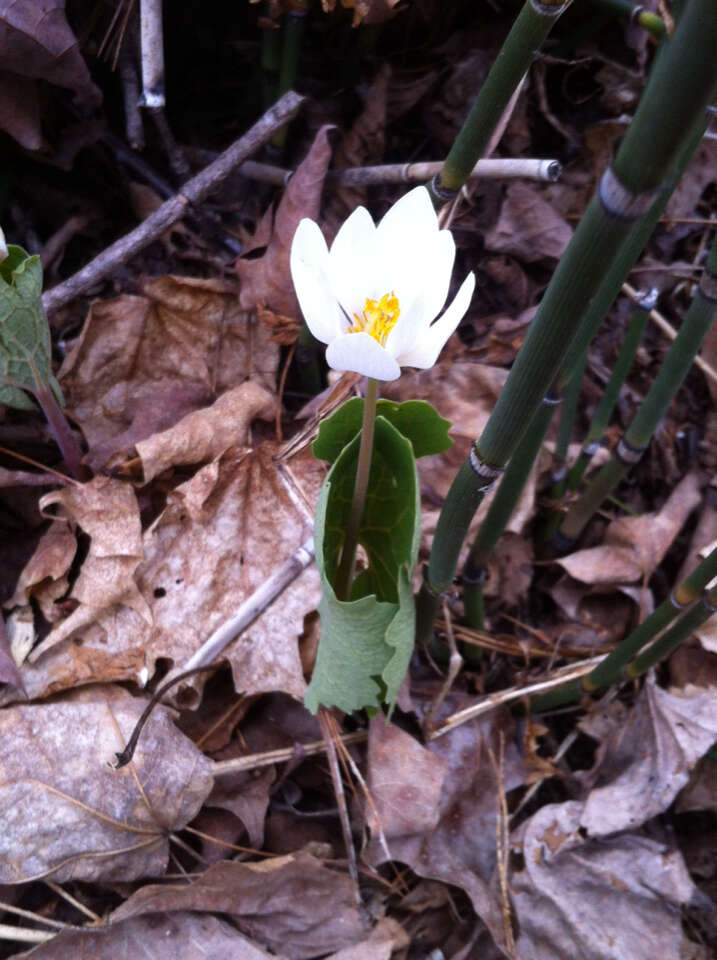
[1,1,717,958]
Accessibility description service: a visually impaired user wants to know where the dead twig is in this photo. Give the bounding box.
[212,730,368,776]
[42,91,305,314]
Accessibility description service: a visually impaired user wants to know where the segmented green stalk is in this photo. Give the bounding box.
[418,0,717,646]
[566,301,649,492]
[431,0,569,203]
[558,230,717,543]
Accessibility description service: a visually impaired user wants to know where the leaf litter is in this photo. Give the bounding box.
[2,2,717,957]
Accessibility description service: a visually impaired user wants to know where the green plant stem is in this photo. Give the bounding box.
[531,543,717,711]
[463,398,556,630]
[566,304,648,491]
[627,587,717,677]
[542,352,587,541]
[588,0,667,39]
[333,378,378,601]
[432,0,568,201]
[559,230,717,543]
[418,0,717,645]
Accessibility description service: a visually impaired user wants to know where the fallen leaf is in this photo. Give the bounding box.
[15,912,276,959]
[484,181,573,263]
[365,705,525,947]
[9,444,323,706]
[0,0,101,149]
[111,852,368,959]
[26,475,150,662]
[0,685,213,883]
[237,126,333,318]
[512,800,699,960]
[578,678,717,835]
[324,918,409,959]
[58,276,279,471]
[558,471,702,585]
[8,521,77,623]
[482,532,533,607]
[135,380,275,483]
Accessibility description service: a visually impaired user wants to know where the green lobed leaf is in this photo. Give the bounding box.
[305,415,420,714]
[0,245,62,410]
[313,397,452,464]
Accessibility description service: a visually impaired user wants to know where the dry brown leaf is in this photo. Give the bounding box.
[111,852,368,959]
[8,521,76,623]
[558,471,702,585]
[0,685,213,883]
[58,276,279,471]
[207,766,276,849]
[236,126,333,318]
[484,181,573,263]
[10,444,323,705]
[511,800,699,960]
[482,532,533,607]
[0,1,101,149]
[23,476,149,662]
[135,381,275,484]
[324,918,409,960]
[365,705,525,947]
[16,912,276,959]
[577,678,717,836]
[0,70,41,149]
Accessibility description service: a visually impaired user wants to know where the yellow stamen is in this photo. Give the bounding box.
[349,291,400,346]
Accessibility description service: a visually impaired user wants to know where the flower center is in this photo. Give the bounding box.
[348,291,400,346]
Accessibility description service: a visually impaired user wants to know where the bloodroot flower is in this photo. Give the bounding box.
[290,186,475,381]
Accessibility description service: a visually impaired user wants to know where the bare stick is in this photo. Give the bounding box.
[0,925,54,945]
[139,0,165,108]
[238,156,562,188]
[622,280,717,384]
[42,91,305,314]
[428,656,604,741]
[423,599,463,737]
[319,709,362,910]
[182,537,314,671]
[212,730,368,776]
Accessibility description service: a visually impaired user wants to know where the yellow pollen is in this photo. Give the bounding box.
[349,291,400,346]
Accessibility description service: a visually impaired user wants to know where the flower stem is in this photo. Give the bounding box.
[334,378,378,602]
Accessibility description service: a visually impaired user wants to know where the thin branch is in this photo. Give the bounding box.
[42,91,305,314]
[212,730,368,776]
[427,656,604,740]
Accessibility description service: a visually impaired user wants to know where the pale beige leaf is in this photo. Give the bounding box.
[512,801,698,960]
[578,678,717,836]
[559,471,701,585]
[10,445,323,706]
[0,686,213,883]
[135,381,275,484]
[26,476,149,662]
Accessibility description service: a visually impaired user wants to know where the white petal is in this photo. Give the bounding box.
[397,272,475,369]
[328,206,380,320]
[376,186,438,252]
[326,332,401,381]
[290,219,344,344]
[384,229,456,359]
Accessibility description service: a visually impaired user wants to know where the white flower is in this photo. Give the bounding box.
[0,227,7,264]
[290,186,475,381]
